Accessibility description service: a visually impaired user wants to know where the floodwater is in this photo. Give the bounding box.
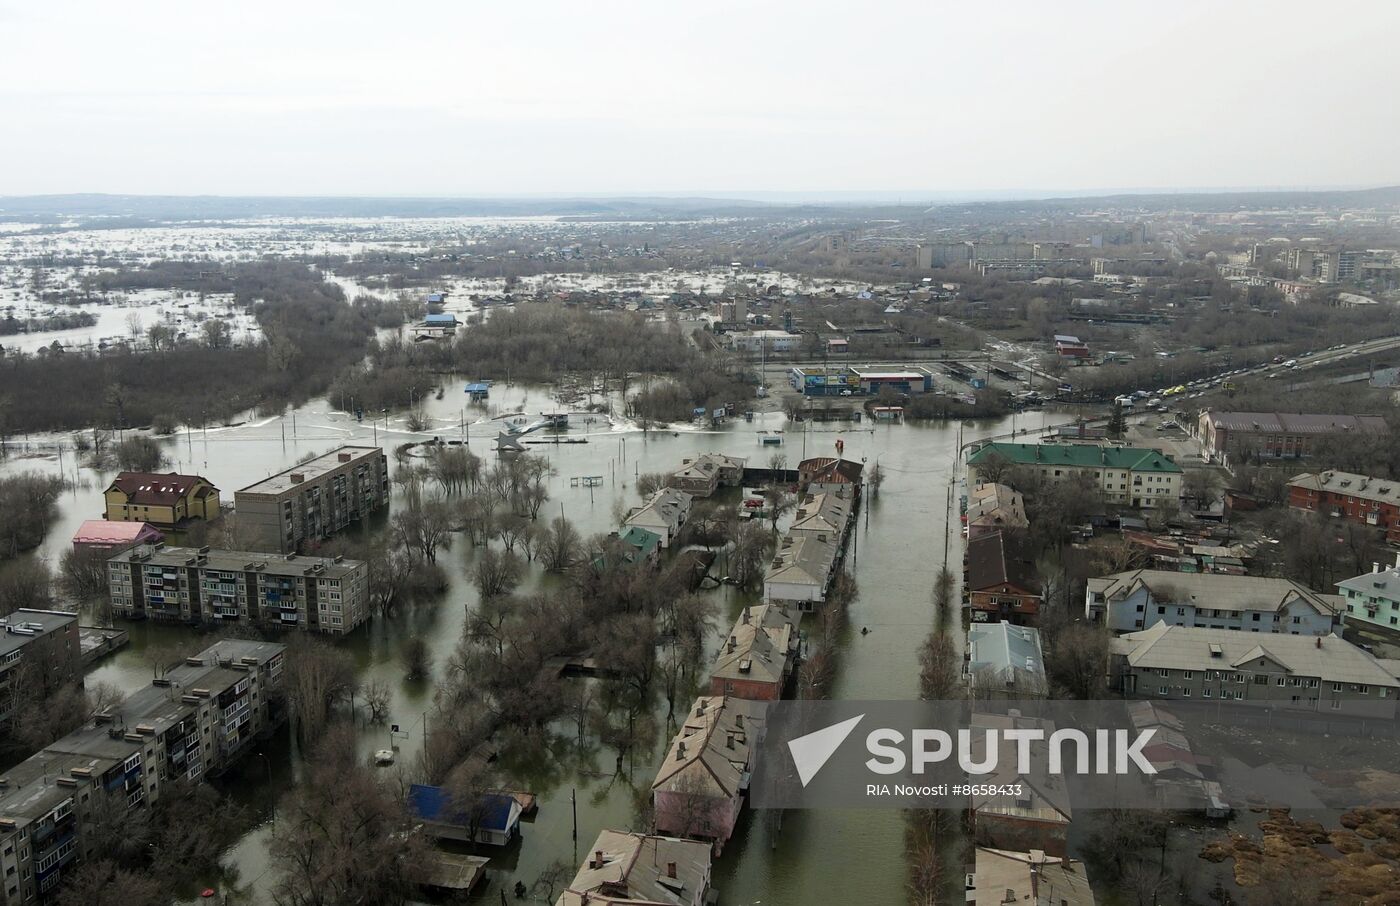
[1,383,1060,904]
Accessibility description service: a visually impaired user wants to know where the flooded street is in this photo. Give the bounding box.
[2,383,1060,904]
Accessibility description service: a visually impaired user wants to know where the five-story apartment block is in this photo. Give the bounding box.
[234,446,389,553]
[107,544,370,635]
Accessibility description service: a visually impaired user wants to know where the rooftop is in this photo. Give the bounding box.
[967,621,1046,692]
[968,442,1181,474]
[106,471,216,506]
[766,532,838,588]
[789,491,852,537]
[652,696,768,800]
[110,544,365,581]
[558,830,711,906]
[1203,411,1388,435]
[971,848,1096,906]
[966,530,1039,594]
[1110,623,1397,687]
[236,446,384,496]
[711,603,798,685]
[0,609,76,659]
[71,519,162,546]
[1289,470,1400,508]
[1088,569,1340,616]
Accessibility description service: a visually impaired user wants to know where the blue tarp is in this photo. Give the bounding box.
[408,784,515,832]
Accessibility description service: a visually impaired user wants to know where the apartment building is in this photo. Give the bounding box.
[1196,411,1386,462]
[968,848,1096,906]
[624,488,692,548]
[0,639,284,904]
[234,446,389,553]
[651,696,767,853]
[965,621,1047,699]
[710,603,799,701]
[1085,570,1341,635]
[788,490,854,546]
[102,472,220,532]
[796,456,864,495]
[964,482,1028,539]
[557,830,712,906]
[1337,556,1400,632]
[0,611,81,732]
[668,454,746,498]
[764,532,839,612]
[966,531,1042,625]
[107,544,370,636]
[1109,623,1397,718]
[1287,470,1400,543]
[966,443,1181,509]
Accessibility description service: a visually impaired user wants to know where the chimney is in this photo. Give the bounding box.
[728,636,737,653]
[338,452,352,462]
[1316,636,1322,649]
[741,608,751,625]
[676,742,686,761]
[666,861,677,879]
[1374,562,1381,574]
[290,473,305,484]
[726,732,735,749]
[592,850,604,869]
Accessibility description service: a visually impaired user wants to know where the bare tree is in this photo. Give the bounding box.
[538,516,582,572]
[472,546,524,600]
[284,637,359,744]
[271,727,428,906]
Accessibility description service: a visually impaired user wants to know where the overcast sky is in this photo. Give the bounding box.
[2,0,1397,198]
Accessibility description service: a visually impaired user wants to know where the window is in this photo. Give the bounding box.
[1276,676,1286,686]
[1157,686,1168,696]
[1331,699,1342,710]
[1333,682,1343,692]
[1182,671,1194,680]
[1158,668,1171,678]
[1176,607,1186,616]
[1202,687,1212,698]
[1181,688,1191,697]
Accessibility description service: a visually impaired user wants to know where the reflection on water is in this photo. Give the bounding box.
[1,382,1060,904]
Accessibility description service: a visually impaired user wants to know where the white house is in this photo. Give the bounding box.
[764,532,838,612]
[624,488,693,548]
[1336,555,1400,632]
[1086,570,1341,636]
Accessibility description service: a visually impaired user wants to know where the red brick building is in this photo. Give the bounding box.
[1197,410,1386,462]
[965,530,1042,624]
[1288,470,1400,543]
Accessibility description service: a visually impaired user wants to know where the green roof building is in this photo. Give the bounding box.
[967,442,1182,510]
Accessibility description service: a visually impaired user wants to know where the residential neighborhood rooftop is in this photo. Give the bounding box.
[711,603,797,685]
[1202,411,1387,434]
[110,544,365,580]
[1088,570,1341,616]
[967,621,1046,692]
[1289,470,1400,507]
[236,445,383,496]
[968,442,1181,474]
[652,696,767,800]
[557,830,711,906]
[1110,623,1399,687]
